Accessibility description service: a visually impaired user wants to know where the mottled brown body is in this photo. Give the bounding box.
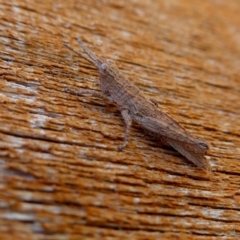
[63,38,210,170]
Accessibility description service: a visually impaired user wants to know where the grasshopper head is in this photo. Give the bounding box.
[100,59,117,75]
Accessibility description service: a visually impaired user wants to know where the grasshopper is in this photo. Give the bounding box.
[63,38,210,170]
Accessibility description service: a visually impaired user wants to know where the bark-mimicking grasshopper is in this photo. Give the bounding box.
[63,38,210,170]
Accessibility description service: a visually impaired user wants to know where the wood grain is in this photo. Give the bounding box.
[0,0,240,239]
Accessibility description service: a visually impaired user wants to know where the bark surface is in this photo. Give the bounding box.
[0,0,240,239]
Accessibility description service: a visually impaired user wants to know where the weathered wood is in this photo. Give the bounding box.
[0,0,240,239]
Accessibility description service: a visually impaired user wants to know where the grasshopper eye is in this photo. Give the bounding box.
[100,63,107,72]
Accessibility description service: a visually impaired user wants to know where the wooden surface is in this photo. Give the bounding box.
[0,0,240,239]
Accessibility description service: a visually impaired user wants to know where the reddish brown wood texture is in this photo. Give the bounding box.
[0,0,240,239]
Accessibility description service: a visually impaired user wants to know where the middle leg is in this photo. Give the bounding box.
[118,109,132,151]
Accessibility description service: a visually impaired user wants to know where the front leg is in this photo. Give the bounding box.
[118,109,132,151]
[65,88,107,100]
